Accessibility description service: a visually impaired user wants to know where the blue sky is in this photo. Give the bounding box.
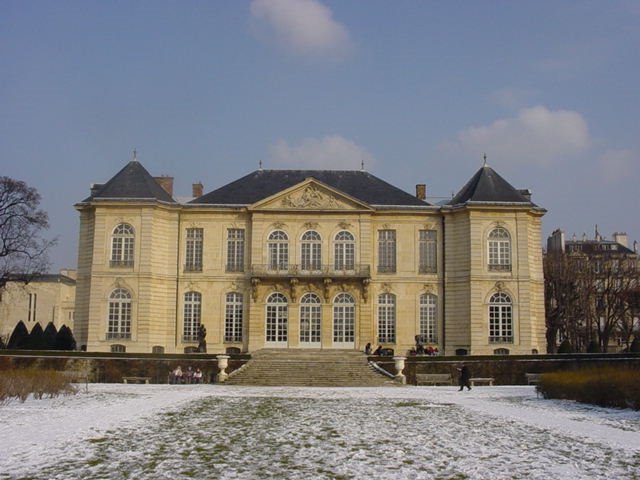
[2,0,639,270]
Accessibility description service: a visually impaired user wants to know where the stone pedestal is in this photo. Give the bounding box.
[393,356,406,384]
[216,355,230,382]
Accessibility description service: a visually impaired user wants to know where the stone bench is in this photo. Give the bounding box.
[123,376,151,384]
[470,377,495,386]
[415,373,453,386]
[525,373,542,385]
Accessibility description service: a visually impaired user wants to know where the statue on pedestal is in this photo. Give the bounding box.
[197,324,207,353]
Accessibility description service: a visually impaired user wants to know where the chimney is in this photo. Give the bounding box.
[90,183,103,196]
[613,232,628,248]
[415,184,426,201]
[192,182,203,198]
[154,176,174,196]
[547,229,565,253]
[518,189,532,201]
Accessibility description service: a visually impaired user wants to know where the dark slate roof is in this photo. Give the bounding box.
[191,170,429,207]
[83,161,175,203]
[565,240,635,256]
[447,165,535,206]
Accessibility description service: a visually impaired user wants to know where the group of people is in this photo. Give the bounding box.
[170,365,204,384]
[364,343,393,356]
[408,344,440,356]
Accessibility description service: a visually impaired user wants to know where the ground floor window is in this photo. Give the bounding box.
[419,293,438,343]
[107,288,132,340]
[489,292,513,343]
[377,293,396,343]
[225,292,243,342]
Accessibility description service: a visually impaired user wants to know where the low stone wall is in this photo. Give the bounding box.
[0,352,250,384]
[372,353,640,386]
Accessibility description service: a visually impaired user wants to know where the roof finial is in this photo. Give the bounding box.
[259,159,263,171]
[361,158,365,171]
[483,153,487,166]
[132,148,138,162]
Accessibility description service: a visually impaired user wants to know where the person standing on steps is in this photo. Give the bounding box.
[457,363,471,391]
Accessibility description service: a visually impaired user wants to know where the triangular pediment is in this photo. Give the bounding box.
[249,178,373,212]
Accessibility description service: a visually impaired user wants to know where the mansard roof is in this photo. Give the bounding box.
[83,161,175,203]
[447,164,535,206]
[191,170,429,207]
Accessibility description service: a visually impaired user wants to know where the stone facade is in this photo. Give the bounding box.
[74,160,546,355]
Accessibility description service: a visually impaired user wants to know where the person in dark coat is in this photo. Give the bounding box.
[457,363,471,391]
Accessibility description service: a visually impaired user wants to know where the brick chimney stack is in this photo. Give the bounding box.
[154,176,174,196]
[192,182,203,198]
[415,184,426,201]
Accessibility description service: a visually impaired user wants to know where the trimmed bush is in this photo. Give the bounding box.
[586,340,600,353]
[7,321,29,349]
[55,325,76,351]
[537,368,640,410]
[630,337,640,353]
[557,339,574,354]
[0,368,77,403]
[43,322,58,350]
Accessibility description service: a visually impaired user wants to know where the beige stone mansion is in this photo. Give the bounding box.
[74,158,546,355]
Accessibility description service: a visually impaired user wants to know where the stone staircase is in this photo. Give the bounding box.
[223,349,399,387]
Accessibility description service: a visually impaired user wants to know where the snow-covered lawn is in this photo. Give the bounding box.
[1,384,639,479]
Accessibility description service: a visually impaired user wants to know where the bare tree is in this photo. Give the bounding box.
[544,252,581,353]
[0,176,56,289]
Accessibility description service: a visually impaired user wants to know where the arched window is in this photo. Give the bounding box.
[419,294,438,343]
[377,293,396,343]
[225,292,243,342]
[268,231,289,271]
[111,224,135,267]
[266,293,288,343]
[489,292,513,343]
[488,227,511,271]
[301,231,322,271]
[334,231,355,271]
[300,293,321,344]
[183,292,202,341]
[107,288,132,339]
[333,293,355,344]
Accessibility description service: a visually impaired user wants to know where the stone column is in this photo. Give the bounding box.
[216,355,230,382]
[393,356,406,384]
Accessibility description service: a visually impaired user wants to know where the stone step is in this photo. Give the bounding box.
[224,349,397,387]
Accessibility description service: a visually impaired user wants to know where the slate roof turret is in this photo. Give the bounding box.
[447,164,536,206]
[83,160,175,203]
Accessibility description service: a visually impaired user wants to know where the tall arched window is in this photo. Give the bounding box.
[377,293,396,343]
[488,227,511,271]
[489,292,513,343]
[266,293,288,343]
[333,293,355,344]
[111,224,135,267]
[183,292,202,341]
[300,293,321,344]
[107,288,132,339]
[334,231,355,271]
[224,292,243,342]
[301,231,322,271]
[268,231,289,271]
[419,294,438,343]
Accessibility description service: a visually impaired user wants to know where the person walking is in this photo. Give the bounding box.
[457,363,471,391]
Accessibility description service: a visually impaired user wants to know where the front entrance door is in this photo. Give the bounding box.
[266,293,288,347]
[299,293,321,347]
[332,293,355,349]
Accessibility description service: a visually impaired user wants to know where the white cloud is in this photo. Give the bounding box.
[442,106,590,166]
[250,0,353,58]
[269,135,374,169]
[597,149,638,183]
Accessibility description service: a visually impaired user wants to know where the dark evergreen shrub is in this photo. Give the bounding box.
[43,322,58,350]
[55,325,76,351]
[7,321,29,349]
[630,337,640,353]
[26,322,47,350]
[586,340,600,353]
[557,339,574,354]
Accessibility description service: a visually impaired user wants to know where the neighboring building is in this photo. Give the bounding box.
[0,270,77,342]
[546,228,640,351]
[74,157,546,355]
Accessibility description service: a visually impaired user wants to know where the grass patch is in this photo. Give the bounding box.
[537,367,640,410]
[395,401,421,407]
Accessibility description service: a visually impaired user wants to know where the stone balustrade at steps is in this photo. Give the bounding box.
[223,349,399,387]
